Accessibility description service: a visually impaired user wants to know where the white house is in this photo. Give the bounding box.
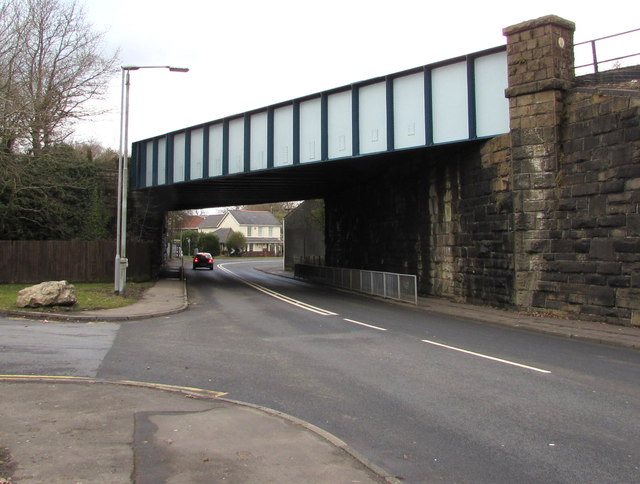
[199,210,282,255]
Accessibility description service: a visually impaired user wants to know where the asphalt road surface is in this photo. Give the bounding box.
[2,259,639,483]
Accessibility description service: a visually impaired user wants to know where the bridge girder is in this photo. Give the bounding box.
[135,142,477,212]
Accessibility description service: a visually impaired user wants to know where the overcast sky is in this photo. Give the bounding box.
[74,0,639,150]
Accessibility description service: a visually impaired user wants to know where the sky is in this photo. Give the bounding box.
[73,0,640,150]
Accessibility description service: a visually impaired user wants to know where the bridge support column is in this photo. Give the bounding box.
[503,15,576,308]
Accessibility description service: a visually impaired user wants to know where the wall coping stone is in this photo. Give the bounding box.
[503,15,575,36]
[572,87,640,98]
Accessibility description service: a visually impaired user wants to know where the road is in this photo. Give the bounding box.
[2,259,639,483]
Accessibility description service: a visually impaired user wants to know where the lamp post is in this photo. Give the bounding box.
[115,65,189,295]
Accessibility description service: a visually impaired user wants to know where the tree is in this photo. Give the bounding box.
[180,230,199,256]
[78,184,109,240]
[0,1,119,238]
[227,231,246,256]
[72,140,118,168]
[0,143,111,239]
[198,233,220,256]
[0,1,26,152]
[0,0,117,153]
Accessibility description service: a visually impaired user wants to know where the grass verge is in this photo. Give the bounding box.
[0,282,153,313]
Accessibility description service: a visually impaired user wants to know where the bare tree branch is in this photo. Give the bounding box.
[0,0,118,153]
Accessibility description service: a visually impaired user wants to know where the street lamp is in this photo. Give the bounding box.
[115,65,189,295]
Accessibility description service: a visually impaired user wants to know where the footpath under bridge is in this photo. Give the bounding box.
[131,46,509,210]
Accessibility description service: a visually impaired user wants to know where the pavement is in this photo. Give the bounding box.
[2,258,640,483]
[0,378,392,483]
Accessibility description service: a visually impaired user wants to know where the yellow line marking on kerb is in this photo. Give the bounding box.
[0,374,90,380]
[0,375,228,397]
[117,380,228,397]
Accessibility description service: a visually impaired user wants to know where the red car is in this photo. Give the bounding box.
[193,252,214,270]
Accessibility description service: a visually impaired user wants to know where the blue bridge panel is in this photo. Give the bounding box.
[132,46,508,190]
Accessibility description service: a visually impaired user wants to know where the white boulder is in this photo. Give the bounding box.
[16,280,78,308]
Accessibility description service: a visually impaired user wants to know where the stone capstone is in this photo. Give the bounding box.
[16,281,78,308]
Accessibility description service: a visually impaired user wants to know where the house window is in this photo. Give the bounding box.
[269,227,273,237]
[259,226,264,236]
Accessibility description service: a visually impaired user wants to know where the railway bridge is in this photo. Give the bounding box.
[130,15,640,326]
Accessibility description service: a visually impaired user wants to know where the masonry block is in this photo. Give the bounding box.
[629,215,640,236]
[617,289,640,310]
[597,262,622,275]
[625,178,640,191]
[572,183,600,197]
[614,239,640,253]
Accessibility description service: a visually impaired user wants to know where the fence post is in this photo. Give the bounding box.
[383,272,387,298]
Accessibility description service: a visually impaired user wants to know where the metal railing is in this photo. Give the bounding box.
[575,28,640,74]
[294,264,418,305]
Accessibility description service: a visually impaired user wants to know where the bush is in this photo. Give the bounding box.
[199,233,220,256]
[180,230,199,256]
[0,147,110,240]
[227,231,246,256]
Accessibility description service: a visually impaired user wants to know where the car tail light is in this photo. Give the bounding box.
[193,258,198,262]
[208,258,213,263]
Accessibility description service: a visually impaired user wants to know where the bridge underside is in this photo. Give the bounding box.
[138,142,475,212]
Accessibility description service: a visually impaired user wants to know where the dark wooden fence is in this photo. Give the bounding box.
[0,240,153,284]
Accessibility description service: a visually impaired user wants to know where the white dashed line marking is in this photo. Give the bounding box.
[421,339,551,374]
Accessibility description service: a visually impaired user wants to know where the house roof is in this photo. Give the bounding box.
[179,215,205,230]
[229,210,281,226]
[212,227,234,243]
[199,214,225,229]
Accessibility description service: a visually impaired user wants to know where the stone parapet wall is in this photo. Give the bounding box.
[503,15,640,325]
[533,88,640,324]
